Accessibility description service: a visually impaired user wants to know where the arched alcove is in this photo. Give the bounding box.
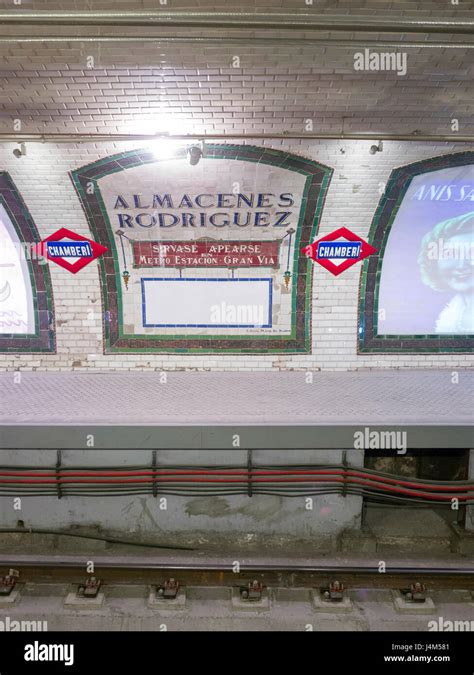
[359,152,474,353]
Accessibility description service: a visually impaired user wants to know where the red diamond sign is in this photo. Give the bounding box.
[301,227,377,276]
[36,228,108,274]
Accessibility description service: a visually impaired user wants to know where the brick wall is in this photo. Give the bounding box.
[0,139,472,371]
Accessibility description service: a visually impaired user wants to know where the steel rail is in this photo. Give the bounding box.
[1,559,473,573]
[1,558,473,590]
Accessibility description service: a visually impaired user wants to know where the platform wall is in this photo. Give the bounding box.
[0,449,363,548]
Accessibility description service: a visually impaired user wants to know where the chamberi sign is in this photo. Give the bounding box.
[302,227,377,276]
[36,228,108,274]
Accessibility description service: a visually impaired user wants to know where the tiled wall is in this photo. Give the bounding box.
[0,139,472,371]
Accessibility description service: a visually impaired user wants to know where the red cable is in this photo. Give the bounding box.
[0,469,472,491]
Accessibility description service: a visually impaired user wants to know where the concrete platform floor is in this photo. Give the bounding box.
[1,369,473,425]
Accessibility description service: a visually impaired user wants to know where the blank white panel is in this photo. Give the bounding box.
[142,278,272,327]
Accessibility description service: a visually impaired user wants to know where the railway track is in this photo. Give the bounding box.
[2,558,473,591]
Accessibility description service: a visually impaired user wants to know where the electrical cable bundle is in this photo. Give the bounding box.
[0,464,472,505]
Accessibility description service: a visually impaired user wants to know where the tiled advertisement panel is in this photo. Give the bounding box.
[71,144,332,353]
[359,151,474,353]
[0,173,55,353]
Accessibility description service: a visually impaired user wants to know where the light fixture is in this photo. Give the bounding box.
[148,136,179,160]
[187,143,203,166]
[13,142,26,159]
[369,141,383,155]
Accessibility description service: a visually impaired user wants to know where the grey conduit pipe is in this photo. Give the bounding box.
[0,11,473,35]
[0,133,473,144]
[0,36,472,48]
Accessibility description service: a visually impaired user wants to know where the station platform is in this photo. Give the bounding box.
[1,369,472,448]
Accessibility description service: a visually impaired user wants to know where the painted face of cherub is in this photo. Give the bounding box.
[437,232,474,293]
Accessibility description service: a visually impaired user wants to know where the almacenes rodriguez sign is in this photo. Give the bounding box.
[71,145,333,354]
